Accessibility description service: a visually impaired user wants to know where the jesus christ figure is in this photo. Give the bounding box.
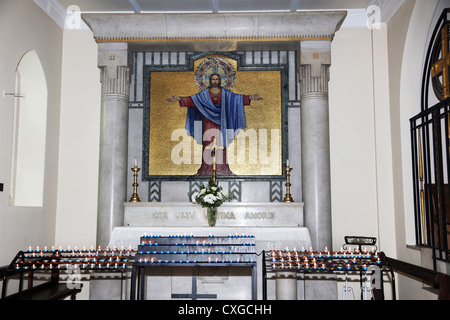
[167,73,262,176]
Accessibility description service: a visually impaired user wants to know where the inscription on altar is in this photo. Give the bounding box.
[153,212,169,220]
[218,211,275,220]
[170,211,276,220]
[123,202,303,227]
[244,211,275,220]
[153,211,168,219]
[217,211,236,220]
[176,211,195,219]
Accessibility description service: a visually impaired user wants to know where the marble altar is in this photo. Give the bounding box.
[103,201,315,300]
[91,197,340,301]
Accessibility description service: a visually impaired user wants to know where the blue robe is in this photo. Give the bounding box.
[186,88,247,147]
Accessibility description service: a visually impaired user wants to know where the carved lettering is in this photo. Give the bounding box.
[152,211,168,219]
[176,211,195,219]
[217,211,236,220]
[244,211,275,220]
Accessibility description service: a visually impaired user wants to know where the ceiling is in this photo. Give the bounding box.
[57,0,372,13]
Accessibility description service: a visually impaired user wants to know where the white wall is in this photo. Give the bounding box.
[0,0,63,265]
[54,28,101,248]
[10,50,48,207]
[396,0,438,255]
[329,26,383,252]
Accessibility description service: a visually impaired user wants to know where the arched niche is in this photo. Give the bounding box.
[9,50,48,207]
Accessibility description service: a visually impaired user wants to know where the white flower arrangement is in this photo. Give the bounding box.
[188,179,232,209]
[188,179,233,226]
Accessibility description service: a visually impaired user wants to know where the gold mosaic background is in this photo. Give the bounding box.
[148,55,282,176]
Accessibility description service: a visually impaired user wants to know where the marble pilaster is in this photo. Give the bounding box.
[299,40,333,251]
[97,43,132,247]
[297,40,337,300]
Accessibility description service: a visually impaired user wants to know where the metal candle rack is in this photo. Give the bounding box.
[131,234,258,300]
[262,247,390,300]
[265,248,382,272]
[16,248,135,271]
[136,234,257,264]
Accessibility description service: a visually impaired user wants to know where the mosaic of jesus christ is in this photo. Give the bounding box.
[167,73,262,175]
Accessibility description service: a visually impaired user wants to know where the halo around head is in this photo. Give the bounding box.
[195,57,237,91]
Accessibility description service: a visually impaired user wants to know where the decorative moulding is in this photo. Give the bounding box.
[81,11,347,45]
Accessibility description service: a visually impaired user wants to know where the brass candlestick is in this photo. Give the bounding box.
[283,163,294,203]
[129,166,141,202]
[206,137,223,185]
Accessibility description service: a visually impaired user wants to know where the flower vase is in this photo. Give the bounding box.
[207,207,217,227]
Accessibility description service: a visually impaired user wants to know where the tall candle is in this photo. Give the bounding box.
[286,159,290,167]
[134,157,137,167]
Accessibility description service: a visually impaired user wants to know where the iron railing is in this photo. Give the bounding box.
[410,99,450,268]
[412,7,450,269]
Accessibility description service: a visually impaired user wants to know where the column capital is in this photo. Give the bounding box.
[98,42,132,79]
[299,64,330,95]
[298,40,331,95]
[97,43,132,97]
[299,40,331,76]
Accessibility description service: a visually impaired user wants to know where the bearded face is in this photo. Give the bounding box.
[208,74,222,89]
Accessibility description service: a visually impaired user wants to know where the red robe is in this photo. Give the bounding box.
[180,90,251,175]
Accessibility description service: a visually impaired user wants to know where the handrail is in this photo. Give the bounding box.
[385,256,450,300]
[1,251,25,299]
[379,252,396,300]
